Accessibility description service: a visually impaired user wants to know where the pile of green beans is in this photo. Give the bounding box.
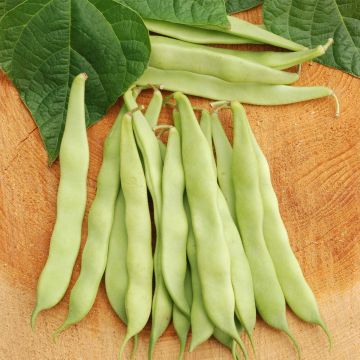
[32,77,330,359]
[137,16,340,113]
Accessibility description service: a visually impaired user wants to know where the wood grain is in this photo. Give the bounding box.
[1,8,359,360]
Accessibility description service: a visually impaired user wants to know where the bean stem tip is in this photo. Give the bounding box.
[331,91,340,117]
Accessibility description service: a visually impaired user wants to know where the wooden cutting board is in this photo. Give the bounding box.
[0,7,359,360]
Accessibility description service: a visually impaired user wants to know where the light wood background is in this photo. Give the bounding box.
[1,7,359,360]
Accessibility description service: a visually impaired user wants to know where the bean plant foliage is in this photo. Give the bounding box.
[117,0,230,27]
[263,0,360,77]
[0,0,230,163]
[0,0,150,163]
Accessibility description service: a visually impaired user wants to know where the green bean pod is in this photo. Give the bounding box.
[211,112,236,219]
[161,128,190,317]
[247,113,331,344]
[123,90,172,359]
[231,101,299,353]
[55,101,127,335]
[31,73,89,328]
[150,36,299,85]
[186,191,240,356]
[119,114,153,357]
[200,110,256,345]
[203,16,306,51]
[137,67,336,107]
[217,190,256,346]
[185,198,214,351]
[173,268,192,360]
[145,88,163,128]
[204,38,334,70]
[105,190,128,324]
[175,93,248,359]
[145,18,261,45]
[104,105,129,325]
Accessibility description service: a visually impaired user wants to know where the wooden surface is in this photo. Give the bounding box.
[1,7,359,360]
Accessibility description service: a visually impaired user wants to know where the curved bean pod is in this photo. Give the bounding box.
[31,74,89,328]
[204,38,334,70]
[56,101,127,335]
[217,190,256,346]
[150,36,299,85]
[105,190,128,324]
[247,113,331,345]
[161,128,190,317]
[123,90,172,359]
[145,18,261,45]
[211,112,236,219]
[105,92,156,354]
[185,198,214,351]
[104,105,129,325]
[173,268,192,360]
[231,101,299,354]
[186,193,241,355]
[136,67,336,108]
[200,111,256,345]
[119,114,153,357]
[175,93,248,359]
[202,16,306,51]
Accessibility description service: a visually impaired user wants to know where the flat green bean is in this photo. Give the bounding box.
[203,38,334,70]
[185,198,214,351]
[31,74,89,328]
[202,16,306,51]
[56,100,127,335]
[175,93,248,359]
[145,18,261,45]
[173,268,192,360]
[123,89,172,359]
[161,128,190,317]
[211,111,236,219]
[104,104,129,325]
[105,190,128,324]
[150,36,299,85]
[247,111,331,345]
[200,110,256,346]
[185,192,241,356]
[231,101,299,354]
[119,114,153,357]
[137,67,337,110]
[217,190,256,347]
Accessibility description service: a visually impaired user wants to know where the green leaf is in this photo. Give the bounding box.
[117,0,229,27]
[263,0,360,77]
[0,0,23,18]
[0,0,150,163]
[225,0,262,14]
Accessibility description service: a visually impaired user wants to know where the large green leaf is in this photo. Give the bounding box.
[263,0,360,77]
[225,0,262,14]
[118,0,229,27]
[0,0,150,163]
